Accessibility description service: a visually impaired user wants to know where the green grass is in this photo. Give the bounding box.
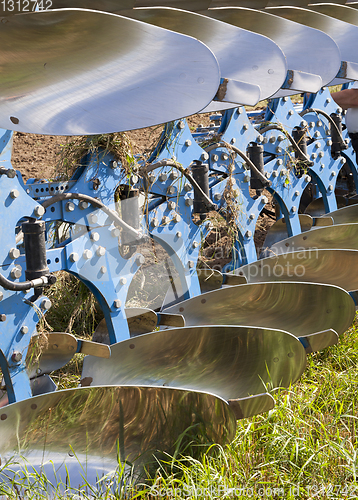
[1,315,358,499]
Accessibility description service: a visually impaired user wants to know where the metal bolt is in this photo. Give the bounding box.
[65,202,75,212]
[311,153,317,159]
[341,157,346,164]
[20,325,28,334]
[300,121,307,128]
[277,135,285,142]
[261,196,268,204]
[9,248,20,260]
[243,123,249,130]
[10,189,19,199]
[314,131,320,138]
[34,206,45,217]
[277,159,283,165]
[135,255,145,266]
[100,266,107,274]
[257,135,264,143]
[295,190,300,197]
[176,231,182,238]
[291,206,297,213]
[309,122,315,128]
[11,351,22,363]
[315,142,321,149]
[276,147,282,154]
[212,154,219,162]
[305,175,311,183]
[169,171,178,181]
[83,249,92,260]
[184,183,191,192]
[328,184,334,191]
[221,153,229,161]
[201,152,209,161]
[168,201,176,211]
[283,96,288,102]
[69,252,79,263]
[96,246,106,257]
[88,214,98,225]
[237,107,243,114]
[269,136,276,143]
[10,267,21,279]
[0,314,5,322]
[79,201,89,210]
[336,107,342,114]
[185,198,193,207]
[184,139,192,147]
[288,110,294,116]
[317,120,323,127]
[41,298,52,311]
[162,216,170,225]
[120,277,127,285]
[318,151,324,158]
[173,214,181,223]
[167,186,175,195]
[110,160,118,169]
[326,98,331,104]
[245,230,252,238]
[214,193,221,201]
[151,218,159,227]
[159,173,167,182]
[113,299,121,309]
[272,171,278,178]
[193,241,199,248]
[331,171,336,177]
[90,232,100,242]
[188,260,194,269]
[249,213,255,220]
[178,120,185,129]
[280,169,287,176]
[326,140,333,146]
[244,174,250,183]
[111,227,120,238]
[231,137,236,144]
[148,174,156,184]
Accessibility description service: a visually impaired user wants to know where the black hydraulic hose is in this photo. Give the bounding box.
[143,160,216,209]
[41,192,143,242]
[221,141,272,187]
[300,108,345,145]
[256,124,313,165]
[0,273,48,291]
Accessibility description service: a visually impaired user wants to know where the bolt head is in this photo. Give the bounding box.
[100,266,107,274]
[173,214,181,223]
[0,314,6,322]
[90,232,100,242]
[213,193,221,201]
[20,325,28,334]
[96,246,106,257]
[113,299,121,309]
[169,171,178,180]
[178,120,185,129]
[111,228,120,238]
[167,186,175,195]
[10,189,19,199]
[120,277,127,285]
[34,206,45,217]
[168,201,176,211]
[176,231,182,238]
[291,206,297,213]
[88,214,98,225]
[151,218,159,228]
[193,241,199,249]
[41,298,52,311]
[79,201,89,210]
[69,252,79,263]
[188,260,194,269]
[65,201,75,212]
[212,154,219,162]
[10,267,21,279]
[135,255,145,266]
[110,161,118,169]
[245,230,252,238]
[185,199,193,207]
[305,175,311,183]
[184,139,192,147]
[184,183,191,192]
[328,184,334,191]
[11,351,22,363]
[159,173,167,182]
[9,248,20,260]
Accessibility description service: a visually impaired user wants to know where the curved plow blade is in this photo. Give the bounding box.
[164,281,355,340]
[318,204,358,225]
[305,195,358,217]
[81,325,307,400]
[0,9,220,134]
[233,249,358,292]
[0,386,236,487]
[268,223,358,255]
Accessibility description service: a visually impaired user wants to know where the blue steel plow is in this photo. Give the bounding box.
[0,0,357,490]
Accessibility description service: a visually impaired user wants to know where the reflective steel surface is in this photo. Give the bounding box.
[304,195,354,217]
[0,386,236,481]
[308,3,358,27]
[234,249,358,292]
[81,325,306,400]
[164,282,355,337]
[123,7,286,104]
[303,329,338,354]
[0,9,220,135]
[27,333,77,378]
[266,6,358,84]
[262,214,313,251]
[228,393,274,420]
[206,7,340,92]
[318,204,358,225]
[269,223,358,256]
